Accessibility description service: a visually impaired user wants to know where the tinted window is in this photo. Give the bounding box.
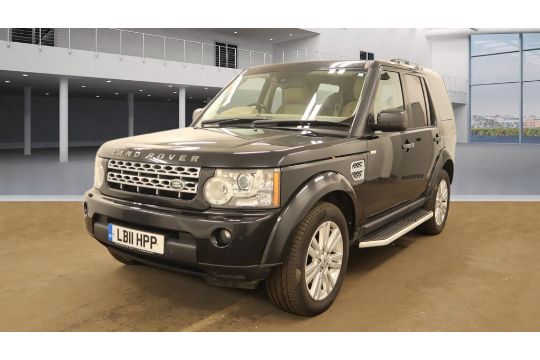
[372,71,404,121]
[404,74,428,128]
[421,78,436,125]
[425,75,453,121]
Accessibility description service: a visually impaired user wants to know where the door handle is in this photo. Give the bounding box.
[402,143,415,150]
[434,134,442,143]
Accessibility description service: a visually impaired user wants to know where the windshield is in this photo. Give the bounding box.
[196,69,366,129]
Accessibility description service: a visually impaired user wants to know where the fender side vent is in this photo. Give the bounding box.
[351,160,365,181]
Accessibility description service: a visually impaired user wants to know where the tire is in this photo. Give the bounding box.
[108,247,139,265]
[418,169,451,235]
[266,201,349,316]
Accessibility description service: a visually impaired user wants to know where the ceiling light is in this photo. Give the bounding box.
[189,96,193,99]
[289,33,293,37]
[106,80,112,83]
[22,74,29,77]
[234,31,238,34]
[138,89,143,92]
[269,38,273,41]
[173,91,177,94]
[114,92,119,95]
[204,87,208,90]
[203,100,207,102]
[45,92,50,96]
[96,95,100,98]
[147,94,151,97]
[81,85,86,88]
[4,80,10,83]
[168,85,173,88]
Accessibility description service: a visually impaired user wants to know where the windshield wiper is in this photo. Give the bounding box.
[201,117,272,127]
[252,119,350,128]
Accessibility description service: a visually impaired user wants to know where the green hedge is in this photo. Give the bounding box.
[472,128,540,137]
[524,128,540,137]
[471,128,519,136]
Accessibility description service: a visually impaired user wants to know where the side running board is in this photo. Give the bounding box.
[358,209,433,248]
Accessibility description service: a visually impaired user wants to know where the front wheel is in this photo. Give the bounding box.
[266,201,349,316]
[418,169,450,235]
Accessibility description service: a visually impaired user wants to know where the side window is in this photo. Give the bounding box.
[271,86,283,113]
[373,71,404,121]
[422,78,437,126]
[404,74,428,128]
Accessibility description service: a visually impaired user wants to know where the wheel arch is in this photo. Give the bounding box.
[260,171,360,266]
[442,158,454,184]
[426,148,454,197]
[320,190,356,240]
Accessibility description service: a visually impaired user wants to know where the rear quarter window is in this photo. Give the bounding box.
[425,74,454,121]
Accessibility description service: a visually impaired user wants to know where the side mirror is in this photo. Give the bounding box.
[193,108,204,122]
[370,109,408,132]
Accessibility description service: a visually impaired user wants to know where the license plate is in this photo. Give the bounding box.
[108,224,165,255]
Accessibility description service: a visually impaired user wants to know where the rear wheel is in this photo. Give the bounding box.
[108,248,139,265]
[418,169,450,235]
[266,201,349,316]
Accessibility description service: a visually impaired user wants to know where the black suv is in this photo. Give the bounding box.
[84,59,456,316]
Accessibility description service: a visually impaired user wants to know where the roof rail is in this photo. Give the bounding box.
[390,58,423,70]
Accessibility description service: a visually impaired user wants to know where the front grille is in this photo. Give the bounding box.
[106,159,200,200]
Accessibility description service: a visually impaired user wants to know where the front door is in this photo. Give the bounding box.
[363,70,411,217]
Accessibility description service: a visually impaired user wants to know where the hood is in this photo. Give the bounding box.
[97,127,365,167]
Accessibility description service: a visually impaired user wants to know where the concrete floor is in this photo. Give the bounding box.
[1,201,539,331]
[1,143,540,196]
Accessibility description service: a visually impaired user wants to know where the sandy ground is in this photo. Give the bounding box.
[1,201,539,331]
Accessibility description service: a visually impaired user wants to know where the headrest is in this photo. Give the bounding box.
[283,86,310,104]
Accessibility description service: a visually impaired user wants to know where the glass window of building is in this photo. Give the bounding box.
[470,32,540,143]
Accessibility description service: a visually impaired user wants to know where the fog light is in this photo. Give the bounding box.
[212,228,232,247]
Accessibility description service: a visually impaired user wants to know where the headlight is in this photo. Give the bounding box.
[204,168,280,208]
[94,156,105,189]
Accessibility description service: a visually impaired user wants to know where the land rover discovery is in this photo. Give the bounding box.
[84,59,456,316]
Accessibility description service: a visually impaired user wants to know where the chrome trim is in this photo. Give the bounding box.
[350,160,365,181]
[106,159,200,198]
[359,211,433,248]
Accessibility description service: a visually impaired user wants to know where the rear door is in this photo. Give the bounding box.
[399,74,439,201]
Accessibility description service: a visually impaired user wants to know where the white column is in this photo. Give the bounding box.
[128,92,134,136]
[59,77,69,163]
[178,86,186,128]
[23,86,31,155]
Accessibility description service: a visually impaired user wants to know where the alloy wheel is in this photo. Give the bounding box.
[435,179,449,226]
[304,221,343,301]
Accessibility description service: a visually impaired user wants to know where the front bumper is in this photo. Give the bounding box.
[84,188,281,289]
